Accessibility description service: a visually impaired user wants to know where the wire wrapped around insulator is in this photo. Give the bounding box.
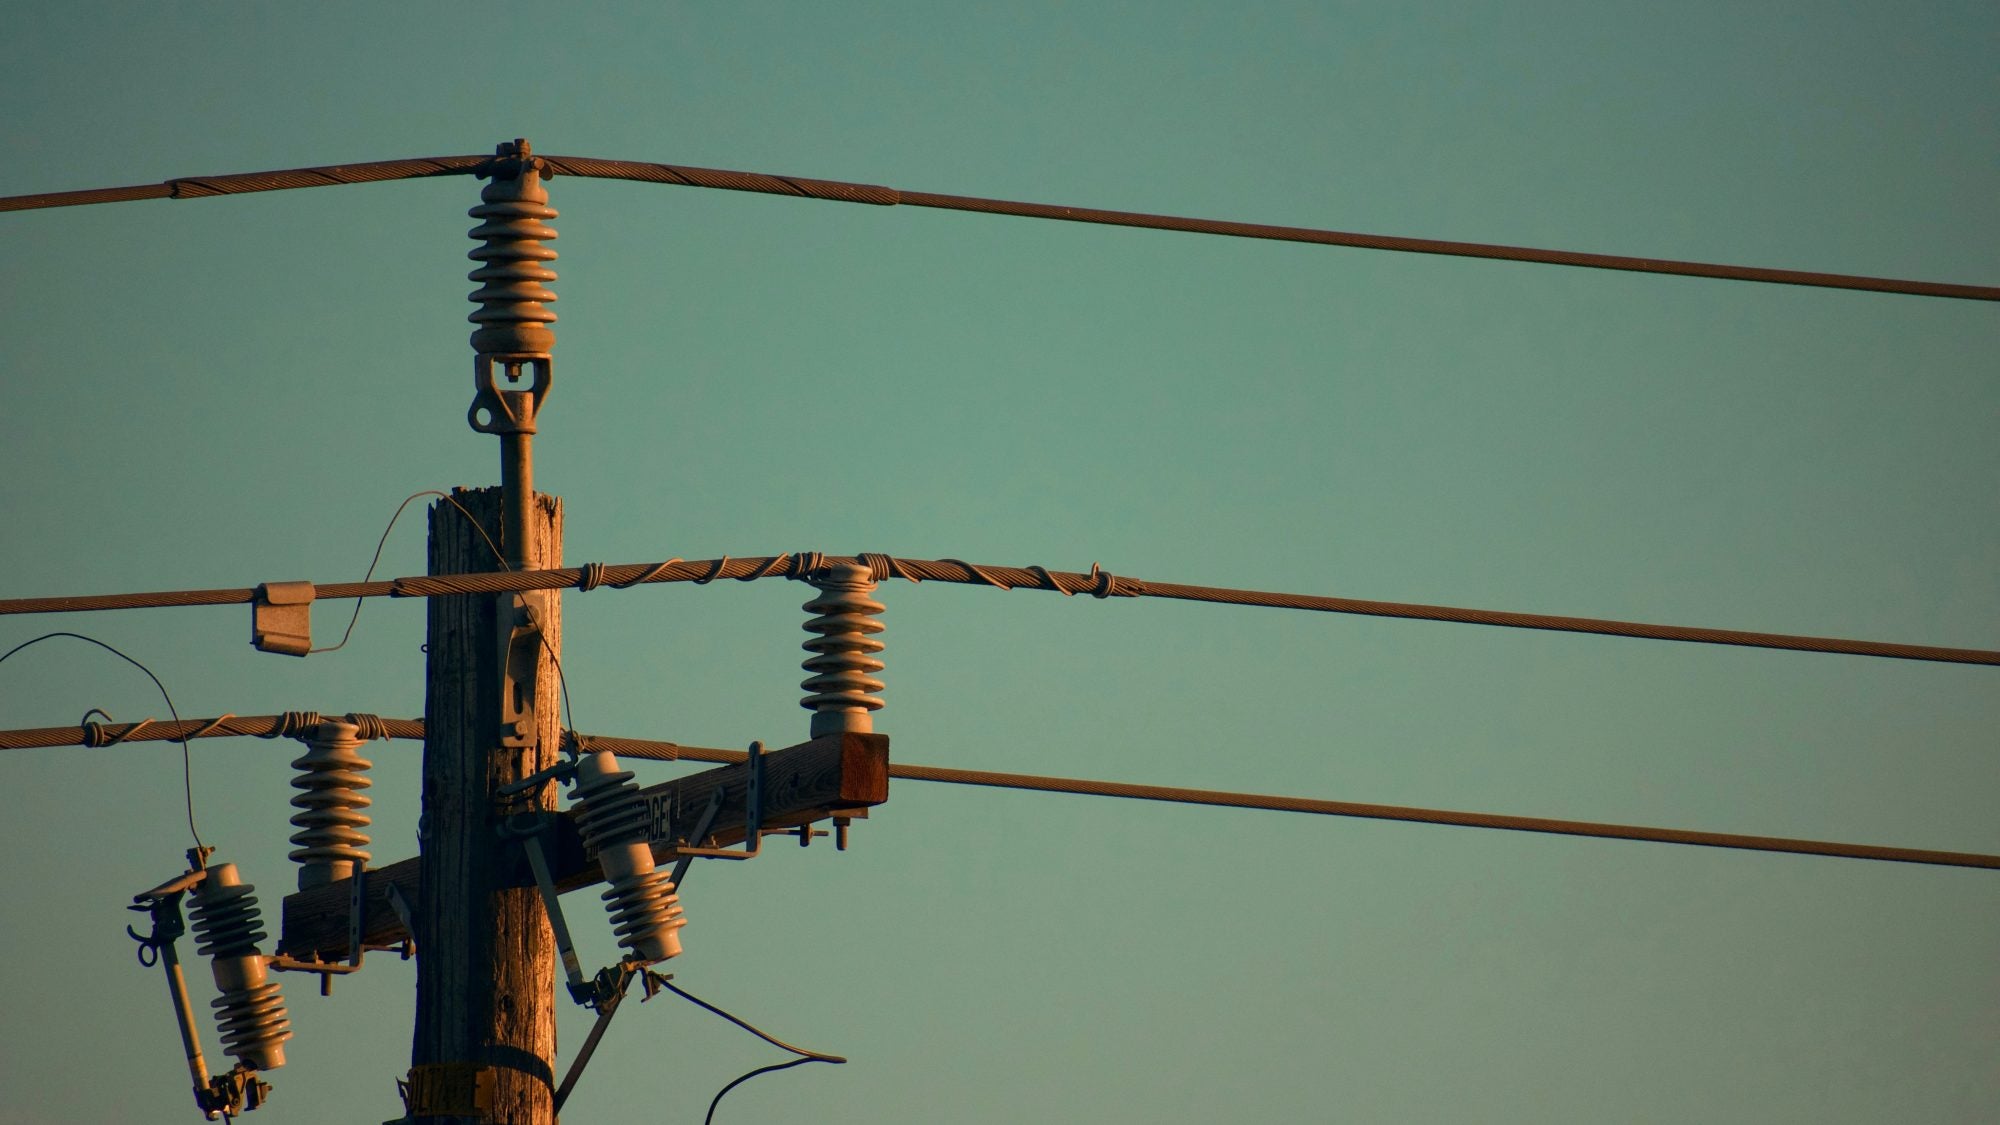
[188,862,291,1071]
[287,719,372,889]
[570,751,685,963]
[801,562,886,737]
[467,140,557,357]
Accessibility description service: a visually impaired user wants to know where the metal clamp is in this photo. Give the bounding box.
[667,740,766,863]
[467,357,550,437]
[251,582,315,657]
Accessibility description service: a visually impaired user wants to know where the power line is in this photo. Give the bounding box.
[5,152,1994,302]
[5,552,1996,667]
[7,713,1995,871]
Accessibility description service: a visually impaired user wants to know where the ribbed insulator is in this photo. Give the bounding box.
[571,751,685,963]
[211,981,291,1073]
[288,720,372,889]
[190,863,292,1071]
[189,864,268,960]
[467,142,557,357]
[801,562,886,737]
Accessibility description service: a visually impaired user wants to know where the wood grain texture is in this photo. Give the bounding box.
[412,487,561,1125]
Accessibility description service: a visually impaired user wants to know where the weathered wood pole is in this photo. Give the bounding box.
[413,486,562,1123]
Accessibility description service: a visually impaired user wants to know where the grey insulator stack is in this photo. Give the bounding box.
[188,862,291,1072]
[801,562,886,737]
[467,139,557,358]
[287,720,372,889]
[570,751,685,963]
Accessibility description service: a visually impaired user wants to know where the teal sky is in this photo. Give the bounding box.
[4,4,1996,1123]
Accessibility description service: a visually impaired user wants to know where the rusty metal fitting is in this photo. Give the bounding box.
[287,719,373,889]
[188,862,291,1072]
[801,562,886,737]
[570,751,685,963]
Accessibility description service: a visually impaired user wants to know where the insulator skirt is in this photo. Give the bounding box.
[571,751,684,962]
[190,878,268,960]
[211,980,292,1071]
[801,565,887,735]
[601,869,685,963]
[466,171,558,356]
[288,730,373,884]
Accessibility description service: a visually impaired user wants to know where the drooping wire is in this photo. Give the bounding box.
[311,490,470,654]
[0,632,205,849]
[702,1058,820,1124]
[652,978,845,1125]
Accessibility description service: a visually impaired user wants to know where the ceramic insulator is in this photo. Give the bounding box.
[467,141,557,357]
[287,720,372,889]
[571,751,685,963]
[189,863,292,1071]
[801,562,886,737]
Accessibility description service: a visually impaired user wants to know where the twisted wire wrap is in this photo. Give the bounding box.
[2,553,1993,666]
[342,712,391,741]
[259,711,323,740]
[82,714,153,747]
[801,563,886,736]
[287,720,373,888]
[8,152,1992,301]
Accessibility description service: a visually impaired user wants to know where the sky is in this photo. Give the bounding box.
[3,3,1997,1123]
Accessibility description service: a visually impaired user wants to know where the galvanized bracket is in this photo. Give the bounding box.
[467,356,549,437]
[495,594,544,756]
[495,812,599,1007]
[667,740,766,863]
[251,581,315,656]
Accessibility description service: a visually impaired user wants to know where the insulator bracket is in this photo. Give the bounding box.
[467,355,550,437]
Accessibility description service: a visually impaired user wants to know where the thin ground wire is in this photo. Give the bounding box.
[4,553,1993,668]
[3,152,1994,301]
[310,490,460,654]
[4,716,1995,871]
[651,978,844,1125]
[0,632,204,849]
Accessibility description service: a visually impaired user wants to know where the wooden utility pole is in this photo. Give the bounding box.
[410,487,562,1124]
[406,138,565,1125]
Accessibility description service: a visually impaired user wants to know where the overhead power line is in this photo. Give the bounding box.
[5,152,1994,302]
[3,552,1995,667]
[6,714,1996,871]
